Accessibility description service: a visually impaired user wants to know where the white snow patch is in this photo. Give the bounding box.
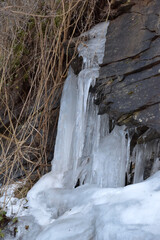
[28,173,160,240]
[0,183,28,217]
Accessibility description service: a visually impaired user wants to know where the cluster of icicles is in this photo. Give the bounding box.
[48,21,160,189]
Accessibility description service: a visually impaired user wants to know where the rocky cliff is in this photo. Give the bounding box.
[94,0,160,182]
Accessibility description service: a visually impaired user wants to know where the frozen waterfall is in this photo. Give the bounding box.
[3,21,160,240]
[51,21,128,189]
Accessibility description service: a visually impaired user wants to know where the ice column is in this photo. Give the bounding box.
[52,21,129,188]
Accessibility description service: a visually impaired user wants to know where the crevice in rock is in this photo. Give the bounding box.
[141,27,157,34]
[75,179,80,188]
[123,59,160,79]
[117,100,160,125]
[111,0,128,9]
[131,11,145,16]
[141,54,160,62]
[99,46,151,68]
[113,71,160,91]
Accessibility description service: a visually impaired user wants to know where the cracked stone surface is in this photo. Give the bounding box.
[95,0,160,135]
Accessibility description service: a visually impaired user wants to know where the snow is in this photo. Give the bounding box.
[1,21,160,239]
[3,172,160,239]
[29,173,160,240]
[0,183,28,217]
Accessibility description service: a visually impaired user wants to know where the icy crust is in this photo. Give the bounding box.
[78,22,109,68]
[14,172,160,239]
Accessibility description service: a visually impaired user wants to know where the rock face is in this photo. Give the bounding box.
[94,0,160,182]
[95,0,160,134]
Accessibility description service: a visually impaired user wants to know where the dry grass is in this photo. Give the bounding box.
[0,0,109,198]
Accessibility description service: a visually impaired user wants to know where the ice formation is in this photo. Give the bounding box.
[2,21,160,239]
[132,140,160,183]
[49,21,129,189]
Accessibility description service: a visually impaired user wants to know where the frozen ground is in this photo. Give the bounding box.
[32,172,160,240]
[1,172,160,239]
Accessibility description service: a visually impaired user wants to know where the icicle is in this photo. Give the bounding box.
[51,22,110,188]
[52,68,78,174]
[132,139,160,183]
[90,125,128,187]
[133,144,146,183]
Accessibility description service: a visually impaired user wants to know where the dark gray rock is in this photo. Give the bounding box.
[63,39,83,75]
[94,0,160,183]
[95,0,160,134]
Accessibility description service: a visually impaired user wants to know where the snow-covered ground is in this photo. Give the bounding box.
[0,183,27,217]
[30,172,160,240]
[1,172,160,239]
